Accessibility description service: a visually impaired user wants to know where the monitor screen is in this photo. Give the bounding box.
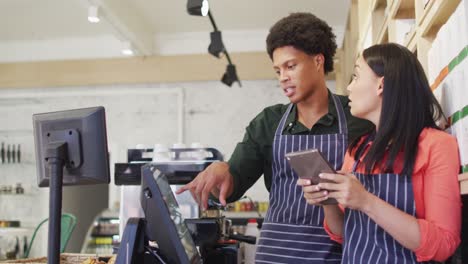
[141,165,202,264]
[33,106,110,187]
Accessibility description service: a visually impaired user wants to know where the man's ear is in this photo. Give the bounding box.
[315,54,325,72]
[377,77,384,96]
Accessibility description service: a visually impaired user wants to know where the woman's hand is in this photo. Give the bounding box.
[297,177,345,237]
[297,178,330,206]
[317,171,373,211]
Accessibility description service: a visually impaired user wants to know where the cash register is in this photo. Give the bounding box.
[114,148,257,264]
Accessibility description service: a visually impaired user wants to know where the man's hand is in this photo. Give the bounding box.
[176,162,234,210]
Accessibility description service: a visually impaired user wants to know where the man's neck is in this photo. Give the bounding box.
[296,86,329,129]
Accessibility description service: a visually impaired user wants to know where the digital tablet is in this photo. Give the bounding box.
[285,149,338,205]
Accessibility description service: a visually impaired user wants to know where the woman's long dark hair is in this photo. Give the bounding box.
[349,43,445,176]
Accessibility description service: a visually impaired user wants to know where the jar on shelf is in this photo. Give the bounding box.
[15,183,24,194]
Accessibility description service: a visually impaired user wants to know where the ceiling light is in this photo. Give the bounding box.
[121,42,134,56]
[187,0,209,16]
[87,5,100,23]
[186,4,242,87]
[208,31,225,58]
[221,64,241,87]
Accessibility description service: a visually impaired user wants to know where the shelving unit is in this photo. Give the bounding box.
[81,210,119,255]
[0,227,31,260]
[336,0,461,91]
[403,27,418,52]
[372,0,390,44]
[223,211,267,219]
[0,193,36,197]
[416,0,461,75]
[338,1,468,261]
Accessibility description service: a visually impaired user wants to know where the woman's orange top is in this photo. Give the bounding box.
[324,127,461,262]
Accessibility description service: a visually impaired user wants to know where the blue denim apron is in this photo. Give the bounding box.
[342,137,438,264]
[256,94,347,263]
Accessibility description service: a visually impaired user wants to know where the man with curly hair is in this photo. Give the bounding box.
[178,13,372,263]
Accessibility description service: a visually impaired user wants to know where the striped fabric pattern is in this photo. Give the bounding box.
[342,163,439,264]
[256,95,348,263]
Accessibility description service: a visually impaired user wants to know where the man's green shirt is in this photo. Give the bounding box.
[227,92,373,202]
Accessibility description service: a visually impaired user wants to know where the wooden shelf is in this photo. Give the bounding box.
[0,193,37,197]
[371,0,389,44]
[357,0,373,52]
[223,211,266,219]
[341,0,467,199]
[404,27,417,52]
[416,0,461,75]
[0,52,276,89]
[459,173,468,195]
[338,0,462,85]
[371,0,388,11]
[418,0,461,38]
[389,0,416,19]
[0,227,32,236]
[376,16,390,44]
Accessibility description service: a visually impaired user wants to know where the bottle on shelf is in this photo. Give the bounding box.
[172,143,189,160]
[17,144,20,163]
[23,236,27,258]
[152,144,171,162]
[244,218,260,264]
[12,144,15,163]
[15,183,24,194]
[189,142,207,160]
[81,209,120,255]
[1,142,4,163]
[6,144,10,163]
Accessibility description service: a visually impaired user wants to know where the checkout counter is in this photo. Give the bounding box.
[114,147,258,264]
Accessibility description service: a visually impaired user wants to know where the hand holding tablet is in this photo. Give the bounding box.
[286,149,338,205]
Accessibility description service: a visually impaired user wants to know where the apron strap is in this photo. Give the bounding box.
[275,93,348,137]
[351,133,374,172]
[331,93,348,135]
[274,103,294,137]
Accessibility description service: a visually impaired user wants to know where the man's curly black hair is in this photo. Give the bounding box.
[266,12,337,74]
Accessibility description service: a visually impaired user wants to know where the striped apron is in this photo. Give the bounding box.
[256,94,347,263]
[342,142,438,264]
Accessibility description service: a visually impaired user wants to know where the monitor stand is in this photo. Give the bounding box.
[43,130,81,264]
[45,142,67,264]
[115,218,166,264]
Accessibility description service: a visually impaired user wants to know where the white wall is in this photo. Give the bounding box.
[0,78,337,255]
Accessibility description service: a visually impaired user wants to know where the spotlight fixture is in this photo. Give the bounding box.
[87,5,100,23]
[221,64,241,87]
[187,0,209,16]
[121,41,134,56]
[186,4,241,87]
[208,31,225,58]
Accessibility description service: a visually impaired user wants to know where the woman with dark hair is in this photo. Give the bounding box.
[298,43,461,263]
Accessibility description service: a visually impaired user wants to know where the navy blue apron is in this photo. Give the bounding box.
[256,94,347,263]
[342,137,438,264]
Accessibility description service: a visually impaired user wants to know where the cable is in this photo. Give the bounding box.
[206,10,241,87]
[208,11,232,65]
[145,245,167,264]
[207,11,218,32]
